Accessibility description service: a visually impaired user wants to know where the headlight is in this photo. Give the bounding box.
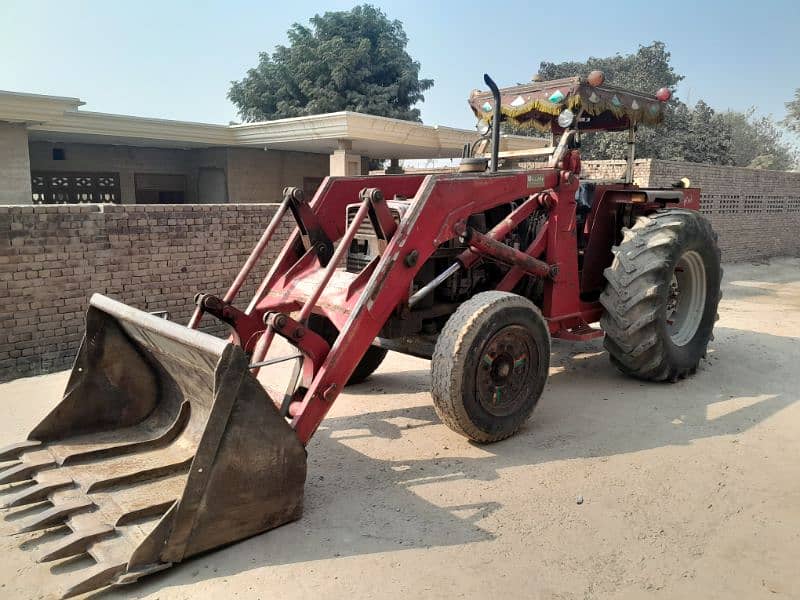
[557,109,575,128]
[477,120,491,136]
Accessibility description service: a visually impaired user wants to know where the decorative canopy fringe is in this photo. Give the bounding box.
[469,76,667,132]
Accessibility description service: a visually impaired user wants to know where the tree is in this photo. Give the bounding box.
[228,5,433,123]
[538,41,683,98]
[679,101,734,165]
[723,109,796,170]
[782,88,800,133]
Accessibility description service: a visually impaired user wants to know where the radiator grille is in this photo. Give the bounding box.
[345,204,403,273]
[346,205,402,235]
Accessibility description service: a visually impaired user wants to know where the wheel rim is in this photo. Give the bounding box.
[475,325,538,417]
[666,250,707,346]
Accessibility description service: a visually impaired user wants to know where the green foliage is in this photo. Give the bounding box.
[517,42,797,170]
[723,109,796,171]
[229,4,433,123]
[678,101,734,164]
[539,41,683,96]
[782,88,800,134]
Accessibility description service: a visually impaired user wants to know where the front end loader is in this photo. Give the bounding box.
[1,70,721,596]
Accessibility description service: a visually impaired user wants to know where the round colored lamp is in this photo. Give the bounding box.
[656,87,672,102]
[587,70,605,87]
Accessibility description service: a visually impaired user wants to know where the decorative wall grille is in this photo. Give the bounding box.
[31,172,121,204]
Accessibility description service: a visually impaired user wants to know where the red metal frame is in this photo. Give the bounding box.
[191,168,698,445]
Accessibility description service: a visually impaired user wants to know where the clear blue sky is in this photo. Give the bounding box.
[1,0,798,131]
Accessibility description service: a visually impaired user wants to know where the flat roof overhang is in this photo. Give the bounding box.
[4,90,545,158]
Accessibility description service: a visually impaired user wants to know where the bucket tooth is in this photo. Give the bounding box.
[16,498,95,533]
[0,459,22,476]
[0,440,41,461]
[86,458,191,493]
[0,457,56,485]
[59,561,127,599]
[0,477,74,509]
[115,500,176,526]
[36,523,115,563]
[81,443,193,493]
[100,472,187,526]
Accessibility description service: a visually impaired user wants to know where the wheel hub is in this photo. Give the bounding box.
[476,325,537,417]
[666,250,707,346]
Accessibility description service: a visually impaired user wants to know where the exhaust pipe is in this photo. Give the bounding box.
[483,73,502,173]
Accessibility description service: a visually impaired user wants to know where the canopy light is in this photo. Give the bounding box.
[656,87,672,102]
[557,109,575,128]
[587,70,605,87]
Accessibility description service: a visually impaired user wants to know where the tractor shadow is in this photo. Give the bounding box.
[94,324,799,599]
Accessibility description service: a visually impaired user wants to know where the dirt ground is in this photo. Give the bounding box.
[1,258,799,599]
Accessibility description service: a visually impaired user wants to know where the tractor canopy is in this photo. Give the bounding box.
[468,75,669,134]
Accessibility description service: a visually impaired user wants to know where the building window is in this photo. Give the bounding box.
[52,148,66,161]
[31,172,120,204]
[134,173,186,204]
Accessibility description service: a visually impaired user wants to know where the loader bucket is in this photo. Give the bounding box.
[0,294,307,598]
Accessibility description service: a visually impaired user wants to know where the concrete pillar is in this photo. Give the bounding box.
[0,122,32,204]
[329,139,363,176]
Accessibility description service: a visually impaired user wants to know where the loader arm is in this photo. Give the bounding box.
[233,169,581,443]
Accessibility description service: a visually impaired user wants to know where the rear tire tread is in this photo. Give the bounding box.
[600,210,721,382]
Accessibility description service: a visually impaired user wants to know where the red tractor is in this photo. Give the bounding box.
[1,72,720,597]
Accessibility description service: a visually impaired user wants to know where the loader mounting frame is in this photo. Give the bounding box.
[190,168,697,444]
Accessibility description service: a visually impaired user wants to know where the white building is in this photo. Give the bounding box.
[0,90,539,205]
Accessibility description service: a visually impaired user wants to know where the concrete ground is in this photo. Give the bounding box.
[1,258,799,599]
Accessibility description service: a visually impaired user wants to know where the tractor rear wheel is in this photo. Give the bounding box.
[431,291,550,443]
[600,209,721,382]
[347,346,389,384]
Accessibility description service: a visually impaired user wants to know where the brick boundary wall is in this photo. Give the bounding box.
[582,159,800,262]
[0,204,290,382]
[2,160,800,381]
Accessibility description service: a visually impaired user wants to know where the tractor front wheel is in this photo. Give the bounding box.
[600,209,722,382]
[431,291,550,443]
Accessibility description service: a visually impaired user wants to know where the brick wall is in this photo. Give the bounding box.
[646,160,800,262]
[582,159,800,262]
[0,204,290,382]
[581,159,650,185]
[2,159,800,381]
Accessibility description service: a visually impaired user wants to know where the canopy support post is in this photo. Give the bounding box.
[624,125,636,184]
